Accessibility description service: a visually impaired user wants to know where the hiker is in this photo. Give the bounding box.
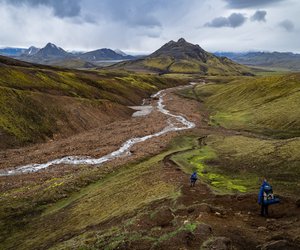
[190,171,198,187]
[258,178,280,217]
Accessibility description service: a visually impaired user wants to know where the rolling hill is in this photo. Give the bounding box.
[114,38,252,75]
[215,51,300,71]
[193,73,300,138]
[0,55,185,149]
[79,48,134,61]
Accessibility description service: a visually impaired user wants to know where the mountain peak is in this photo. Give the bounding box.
[45,43,58,49]
[33,42,69,58]
[177,38,187,43]
[149,38,208,62]
[115,38,252,76]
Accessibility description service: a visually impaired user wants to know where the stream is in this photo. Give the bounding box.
[0,88,195,176]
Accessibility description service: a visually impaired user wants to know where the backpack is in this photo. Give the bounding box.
[263,185,274,201]
[263,185,280,205]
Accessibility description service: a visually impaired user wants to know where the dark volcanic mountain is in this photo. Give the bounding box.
[21,46,40,56]
[149,38,209,61]
[14,43,135,68]
[114,38,252,75]
[215,51,300,71]
[33,43,71,59]
[79,48,134,61]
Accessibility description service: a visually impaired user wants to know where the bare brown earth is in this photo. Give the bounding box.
[1,85,300,249]
[0,86,202,191]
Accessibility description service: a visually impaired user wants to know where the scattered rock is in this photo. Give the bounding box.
[257,226,267,232]
[260,240,298,250]
[234,211,242,217]
[201,237,232,250]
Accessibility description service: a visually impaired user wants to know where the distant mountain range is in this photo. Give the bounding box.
[114,38,252,75]
[2,41,299,72]
[0,43,135,68]
[214,52,300,71]
[0,47,26,56]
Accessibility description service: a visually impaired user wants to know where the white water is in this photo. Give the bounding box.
[129,105,153,117]
[0,89,195,176]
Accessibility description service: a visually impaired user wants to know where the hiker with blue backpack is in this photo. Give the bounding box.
[258,178,280,216]
[190,171,198,187]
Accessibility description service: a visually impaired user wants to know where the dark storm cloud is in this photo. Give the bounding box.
[205,13,246,28]
[251,10,267,22]
[224,0,284,9]
[279,19,295,31]
[1,0,81,18]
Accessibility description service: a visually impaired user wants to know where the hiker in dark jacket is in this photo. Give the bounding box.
[258,178,280,217]
[190,171,198,187]
[258,179,270,216]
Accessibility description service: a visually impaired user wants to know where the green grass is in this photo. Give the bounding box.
[171,133,300,196]
[194,73,300,138]
[0,136,198,250]
[172,145,249,193]
[136,55,252,76]
[206,135,300,196]
[0,62,185,148]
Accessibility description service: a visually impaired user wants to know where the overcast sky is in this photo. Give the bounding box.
[0,0,299,53]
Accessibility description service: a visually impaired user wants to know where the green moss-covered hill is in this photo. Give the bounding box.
[193,73,300,138]
[0,56,185,149]
[114,38,252,76]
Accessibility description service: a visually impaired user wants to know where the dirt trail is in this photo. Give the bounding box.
[163,148,300,248]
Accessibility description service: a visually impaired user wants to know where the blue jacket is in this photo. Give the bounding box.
[190,172,198,181]
[258,180,269,204]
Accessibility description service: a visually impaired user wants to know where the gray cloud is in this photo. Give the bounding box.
[279,19,295,31]
[205,13,246,28]
[251,10,267,22]
[0,0,299,53]
[224,0,284,9]
[1,0,81,18]
[83,0,194,28]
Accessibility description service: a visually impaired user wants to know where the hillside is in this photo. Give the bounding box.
[215,51,300,71]
[0,55,185,149]
[114,38,252,76]
[1,73,299,249]
[193,74,300,138]
[177,73,300,196]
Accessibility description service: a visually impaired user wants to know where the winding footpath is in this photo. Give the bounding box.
[0,88,195,176]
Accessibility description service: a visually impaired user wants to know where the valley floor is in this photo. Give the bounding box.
[0,83,299,249]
